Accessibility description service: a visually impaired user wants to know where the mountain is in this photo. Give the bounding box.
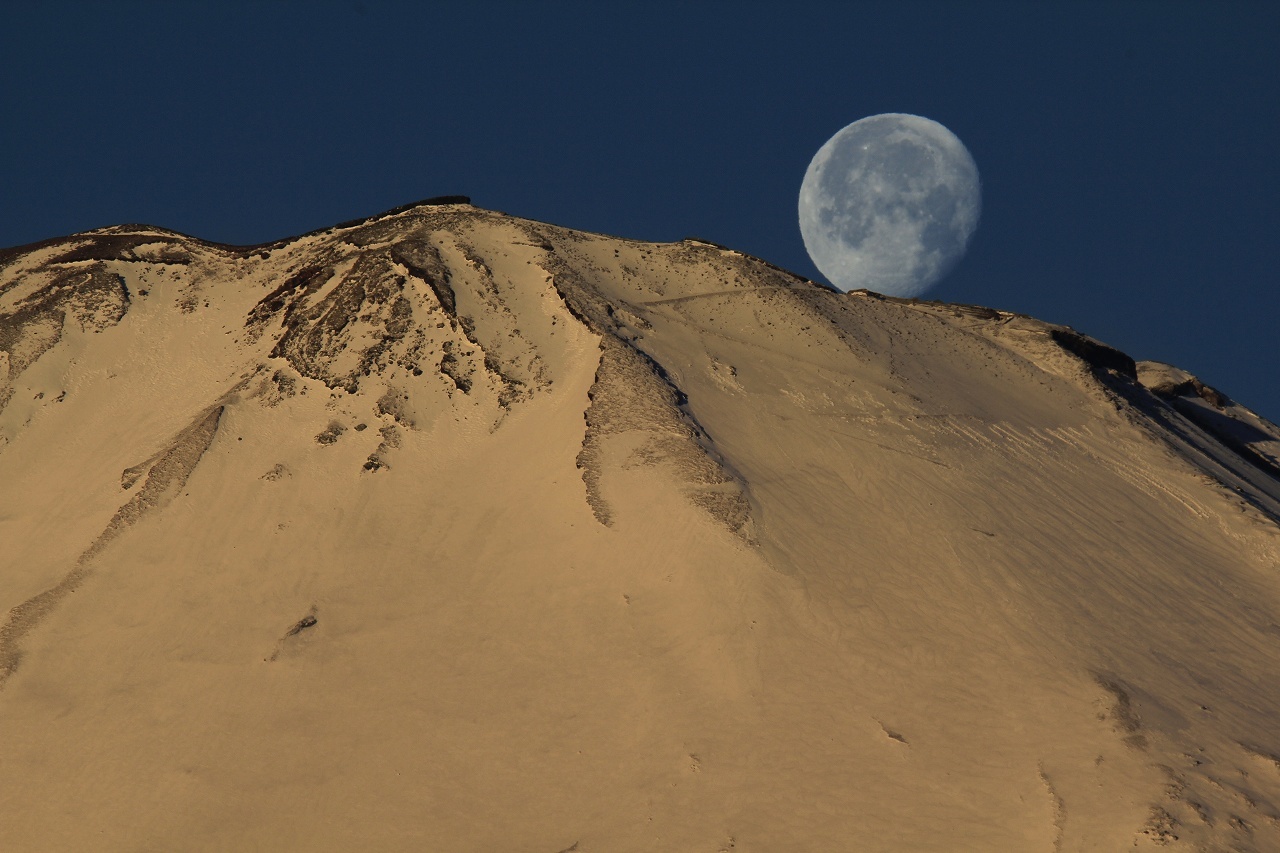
[3,198,1280,852]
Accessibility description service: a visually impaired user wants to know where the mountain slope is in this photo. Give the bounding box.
[2,199,1280,852]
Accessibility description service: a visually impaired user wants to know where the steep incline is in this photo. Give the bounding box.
[2,200,1280,852]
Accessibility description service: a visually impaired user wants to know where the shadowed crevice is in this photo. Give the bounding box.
[529,227,753,535]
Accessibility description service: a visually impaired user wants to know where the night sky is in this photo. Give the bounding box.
[3,2,1277,418]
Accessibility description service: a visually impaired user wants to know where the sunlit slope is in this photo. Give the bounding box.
[2,200,1279,852]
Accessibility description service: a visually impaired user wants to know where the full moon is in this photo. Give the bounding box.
[798,113,981,296]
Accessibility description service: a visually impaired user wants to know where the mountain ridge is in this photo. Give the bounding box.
[3,200,1280,851]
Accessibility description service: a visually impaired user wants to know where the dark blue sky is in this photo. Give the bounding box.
[4,2,1277,418]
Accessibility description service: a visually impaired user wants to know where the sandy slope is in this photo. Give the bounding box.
[2,200,1280,851]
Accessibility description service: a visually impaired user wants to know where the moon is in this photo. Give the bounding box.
[798,114,981,297]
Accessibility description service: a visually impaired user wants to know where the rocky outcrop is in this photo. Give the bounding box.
[0,265,129,411]
[1050,327,1138,379]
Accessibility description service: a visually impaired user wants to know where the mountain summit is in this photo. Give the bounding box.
[3,199,1280,851]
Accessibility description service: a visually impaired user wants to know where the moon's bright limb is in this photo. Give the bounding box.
[798,114,981,296]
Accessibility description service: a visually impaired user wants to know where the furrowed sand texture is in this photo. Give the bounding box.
[3,200,1280,851]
